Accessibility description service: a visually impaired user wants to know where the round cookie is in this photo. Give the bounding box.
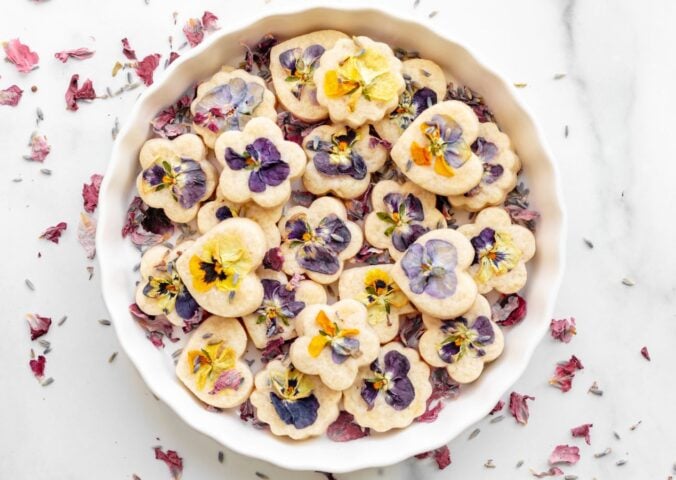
[313,36,405,128]
[302,123,388,199]
[270,30,349,122]
[457,207,536,294]
[343,343,431,432]
[176,316,253,408]
[391,100,483,195]
[136,133,217,223]
[448,122,521,211]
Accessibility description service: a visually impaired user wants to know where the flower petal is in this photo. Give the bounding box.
[279,47,301,72]
[270,392,319,429]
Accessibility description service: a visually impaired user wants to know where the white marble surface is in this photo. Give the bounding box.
[2,0,675,478]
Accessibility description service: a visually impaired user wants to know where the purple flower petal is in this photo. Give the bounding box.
[175,288,199,320]
[298,244,340,275]
[438,339,460,363]
[384,192,404,214]
[312,149,367,179]
[142,164,166,187]
[401,243,425,292]
[331,336,360,364]
[315,214,351,254]
[360,382,379,410]
[383,350,411,379]
[215,205,235,221]
[270,392,319,429]
[262,278,282,299]
[285,214,311,241]
[386,375,415,410]
[471,228,496,259]
[472,315,495,344]
[279,47,301,72]
[392,223,428,252]
[302,44,325,66]
[248,170,267,193]
[411,87,437,117]
[174,159,207,208]
[224,147,249,170]
[424,270,457,299]
[258,160,290,188]
[239,82,264,114]
[247,137,281,165]
[483,163,504,184]
[472,137,498,162]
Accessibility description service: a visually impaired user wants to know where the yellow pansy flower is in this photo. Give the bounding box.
[474,230,522,284]
[187,341,237,391]
[356,268,409,325]
[188,233,253,293]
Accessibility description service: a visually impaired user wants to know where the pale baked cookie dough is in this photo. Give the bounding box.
[176,316,253,408]
[448,122,521,211]
[270,30,349,122]
[190,69,277,148]
[214,117,306,209]
[314,36,405,128]
[391,100,482,195]
[176,218,266,317]
[242,269,327,349]
[302,123,388,199]
[391,228,477,319]
[289,300,380,391]
[457,207,535,294]
[338,265,415,344]
[249,360,341,439]
[363,180,445,261]
[343,343,431,432]
[136,134,217,223]
[278,196,363,285]
[373,58,447,145]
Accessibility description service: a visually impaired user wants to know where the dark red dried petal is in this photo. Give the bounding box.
[640,346,651,361]
[153,447,183,480]
[489,400,504,415]
[492,293,527,327]
[570,423,593,445]
[415,446,451,470]
[121,37,137,60]
[327,412,370,442]
[82,173,103,213]
[549,355,584,393]
[39,222,67,243]
[135,54,161,86]
[262,247,284,271]
[27,313,52,340]
[29,355,46,378]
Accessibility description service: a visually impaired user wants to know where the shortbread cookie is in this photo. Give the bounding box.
[364,180,445,261]
[338,265,415,343]
[278,196,363,284]
[196,196,283,249]
[136,134,217,223]
[250,360,341,439]
[302,124,388,198]
[374,59,447,144]
[419,295,504,383]
[270,30,349,122]
[176,316,253,408]
[242,269,327,349]
[176,218,266,317]
[343,343,431,431]
[391,101,482,195]
[314,36,405,128]
[213,117,306,209]
[191,69,277,148]
[289,300,380,391]
[135,242,201,327]
[448,122,521,211]
[457,207,535,294]
[391,228,477,319]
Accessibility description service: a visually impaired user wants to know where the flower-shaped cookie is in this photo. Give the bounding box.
[289,300,380,391]
[278,196,363,284]
[136,134,217,223]
[391,228,477,319]
[373,58,447,144]
[270,30,349,122]
[302,123,388,198]
[190,69,277,148]
[419,295,504,383]
[242,269,327,349]
[176,316,253,408]
[448,122,521,211]
[250,360,341,439]
[214,117,306,209]
[343,343,431,432]
[457,207,536,294]
[176,218,266,317]
[135,242,202,327]
[314,36,405,128]
[391,101,483,195]
[196,196,283,249]
[338,265,415,343]
[364,180,445,260]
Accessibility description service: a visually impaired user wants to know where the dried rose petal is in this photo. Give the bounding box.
[415,446,451,470]
[260,337,288,363]
[168,51,180,65]
[25,132,51,162]
[26,313,52,340]
[327,412,370,442]
[3,38,39,73]
[417,400,444,423]
[202,11,219,31]
[550,355,583,393]
[417,368,459,423]
[640,346,651,361]
[29,355,46,378]
[65,74,96,111]
[550,317,576,343]
[82,174,103,213]
[39,222,67,243]
[549,445,580,465]
[209,370,242,394]
[150,86,195,139]
[492,293,527,327]
[135,54,161,86]
[121,37,137,60]
[54,48,95,63]
[154,447,183,480]
[531,467,564,478]
[183,18,204,48]
[286,272,304,292]
[122,197,174,247]
[129,303,178,348]
[262,247,284,271]
[509,391,535,425]
[77,213,96,259]
[570,423,593,445]
[0,85,23,106]
[489,400,504,415]
[398,313,425,349]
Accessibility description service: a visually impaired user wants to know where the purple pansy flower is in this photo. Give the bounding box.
[270,366,320,429]
[377,192,429,252]
[215,205,236,221]
[389,74,437,130]
[307,128,367,180]
[256,279,306,338]
[284,213,351,275]
[279,44,325,100]
[464,137,503,197]
[224,137,290,193]
[193,77,264,133]
[142,156,207,208]
[401,239,458,299]
[143,260,200,320]
[361,350,415,410]
[437,315,495,363]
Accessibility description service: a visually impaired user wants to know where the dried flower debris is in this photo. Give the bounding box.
[3,38,39,73]
[65,74,96,111]
[54,48,95,63]
[39,222,67,243]
[509,391,535,425]
[570,423,593,445]
[550,317,576,343]
[0,85,23,106]
[415,445,451,470]
[550,355,584,393]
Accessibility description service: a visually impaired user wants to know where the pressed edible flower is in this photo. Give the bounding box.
[410,115,471,177]
[360,350,415,410]
[306,127,366,179]
[437,316,495,364]
[470,227,522,284]
[307,310,360,364]
[187,340,240,391]
[376,192,428,251]
[143,260,199,322]
[193,77,264,134]
[269,366,319,429]
[224,137,290,193]
[3,38,39,73]
[401,238,458,299]
[82,174,103,213]
[188,233,253,293]
[356,268,408,325]
[141,152,207,209]
[389,75,437,130]
[255,279,305,338]
[279,44,325,99]
[39,222,67,243]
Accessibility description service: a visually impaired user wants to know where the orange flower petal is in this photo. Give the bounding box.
[339,328,360,338]
[410,142,431,166]
[308,335,329,357]
[324,70,359,98]
[434,156,455,177]
[315,310,335,336]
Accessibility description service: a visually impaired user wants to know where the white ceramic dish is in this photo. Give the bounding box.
[97,4,566,473]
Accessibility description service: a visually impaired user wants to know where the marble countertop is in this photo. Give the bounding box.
[2,0,674,478]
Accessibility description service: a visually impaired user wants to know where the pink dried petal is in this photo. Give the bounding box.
[54,48,95,63]
[201,11,219,31]
[121,37,137,60]
[640,346,650,361]
[65,74,96,111]
[550,317,576,343]
[135,53,161,86]
[209,369,242,394]
[531,467,564,478]
[327,412,370,442]
[3,38,39,73]
[154,447,183,480]
[286,272,304,291]
[417,399,444,423]
[489,400,504,415]
[77,213,96,259]
[550,355,584,393]
[129,303,178,348]
[570,423,593,445]
[25,132,51,162]
[82,173,103,213]
[39,222,67,243]
[262,247,284,271]
[549,445,580,465]
[183,18,204,47]
[415,446,451,470]
[492,293,527,327]
[509,391,535,425]
[0,85,23,106]
[29,355,46,378]
[26,313,52,340]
